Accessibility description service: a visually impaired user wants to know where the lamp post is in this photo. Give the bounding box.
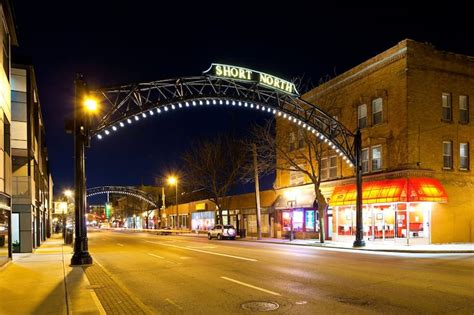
[63,189,73,243]
[167,176,178,230]
[71,74,95,266]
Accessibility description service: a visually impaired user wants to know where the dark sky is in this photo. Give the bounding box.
[11,2,473,196]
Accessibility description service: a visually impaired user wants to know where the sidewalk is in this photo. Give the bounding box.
[147,230,474,254]
[0,234,105,315]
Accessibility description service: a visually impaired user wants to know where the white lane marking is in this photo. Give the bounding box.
[147,253,165,259]
[187,246,217,249]
[117,243,124,247]
[146,241,257,262]
[179,256,192,260]
[295,301,307,305]
[220,276,281,296]
[165,298,183,310]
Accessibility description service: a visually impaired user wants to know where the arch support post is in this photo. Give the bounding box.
[353,129,366,247]
[71,74,93,266]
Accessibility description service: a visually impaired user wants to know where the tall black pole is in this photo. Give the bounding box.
[71,73,93,265]
[353,129,365,247]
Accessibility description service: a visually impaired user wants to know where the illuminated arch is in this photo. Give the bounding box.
[86,186,158,208]
[90,64,357,167]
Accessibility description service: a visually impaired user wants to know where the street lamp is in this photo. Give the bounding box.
[62,189,74,242]
[71,74,96,266]
[167,176,178,230]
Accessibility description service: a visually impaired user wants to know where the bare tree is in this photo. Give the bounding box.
[182,134,248,225]
[252,119,329,243]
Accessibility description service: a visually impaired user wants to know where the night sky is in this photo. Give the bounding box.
[11,2,473,196]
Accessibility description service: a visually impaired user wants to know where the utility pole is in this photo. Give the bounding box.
[252,143,262,240]
[71,74,93,265]
[353,129,366,247]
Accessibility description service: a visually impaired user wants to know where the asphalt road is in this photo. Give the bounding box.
[87,230,474,314]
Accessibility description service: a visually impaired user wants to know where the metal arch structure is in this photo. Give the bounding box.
[90,74,357,166]
[86,186,158,209]
[80,64,365,248]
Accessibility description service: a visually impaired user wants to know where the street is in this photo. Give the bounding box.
[87,230,474,314]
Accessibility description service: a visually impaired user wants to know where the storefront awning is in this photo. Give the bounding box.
[330,177,448,206]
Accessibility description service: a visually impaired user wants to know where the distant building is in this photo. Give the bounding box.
[0,0,18,266]
[10,61,53,253]
[275,39,473,244]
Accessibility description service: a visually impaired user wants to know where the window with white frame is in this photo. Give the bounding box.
[329,156,337,178]
[290,164,305,186]
[371,145,382,171]
[361,148,369,173]
[443,141,453,169]
[460,143,469,170]
[372,98,383,125]
[320,158,328,180]
[442,93,452,121]
[358,104,367,128]
[459,95,469,123]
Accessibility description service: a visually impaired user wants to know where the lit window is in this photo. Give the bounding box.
[372,98,383,125]
[320,158,328,180]
[460,143,469,170]
[329,156,337,178]
[290,164,305,186]
[358,104,367,128]
[459,95,469,123]
[293,210,304,231]
[443,141,453,169]
[442,93,452,121]
[371,145,382,171]
[305,210,315,231]
[362,148,369,173]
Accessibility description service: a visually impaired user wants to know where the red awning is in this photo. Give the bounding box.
[330,177,448,206]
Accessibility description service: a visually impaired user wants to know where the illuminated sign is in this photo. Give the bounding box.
[205,63,299,95]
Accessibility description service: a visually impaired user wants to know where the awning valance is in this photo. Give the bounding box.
[330,177,448,206]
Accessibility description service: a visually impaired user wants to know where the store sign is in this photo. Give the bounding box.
[205,63,299,95]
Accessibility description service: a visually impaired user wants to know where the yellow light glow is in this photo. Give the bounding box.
[84,98,98,112]
[64,189,73,198]
[168,176,177,185]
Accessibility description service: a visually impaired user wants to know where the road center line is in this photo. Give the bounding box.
[146,241,257,262]
[117,243,124,247]
[147,253,165,259]
[220,276,281,296]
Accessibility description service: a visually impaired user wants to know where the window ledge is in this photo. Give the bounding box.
[458,121,470,125]
[442,167,454,171]
[440,119,453,123]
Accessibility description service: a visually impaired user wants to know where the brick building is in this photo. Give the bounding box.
[275,39,473,244]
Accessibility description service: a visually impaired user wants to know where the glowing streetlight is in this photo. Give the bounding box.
[84,98,98,112]
[167,176,178,229]
[64,189,73,198]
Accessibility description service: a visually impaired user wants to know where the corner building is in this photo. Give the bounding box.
[275,39,473,244]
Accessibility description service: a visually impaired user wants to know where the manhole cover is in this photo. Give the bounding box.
[241,301,279,312]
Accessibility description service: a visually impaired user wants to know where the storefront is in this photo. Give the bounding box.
[191,211,215,231]
[330,177,447,244]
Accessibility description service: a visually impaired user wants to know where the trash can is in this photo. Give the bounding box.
[65,228,73,245]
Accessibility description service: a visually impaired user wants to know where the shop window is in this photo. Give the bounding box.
[282,212,291,231]
[442,92,452,121]
[361,148,369,173]
[459,95,469,123]
[358,104,367,128]
[371,145,382,171]
[372,98,383,125]
[460,142,469,170]
[305,210,315,231]
[443,141,453,169]
[293,210,303,231]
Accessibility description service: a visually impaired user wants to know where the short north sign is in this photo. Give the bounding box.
[205,63,299,95]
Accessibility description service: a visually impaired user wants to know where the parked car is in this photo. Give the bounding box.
[208,224,237,240]
[158,227,172,235]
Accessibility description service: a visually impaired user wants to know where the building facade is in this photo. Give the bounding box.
[0,0,17,266]
[275,39,473,244]
[11,62,53,253]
